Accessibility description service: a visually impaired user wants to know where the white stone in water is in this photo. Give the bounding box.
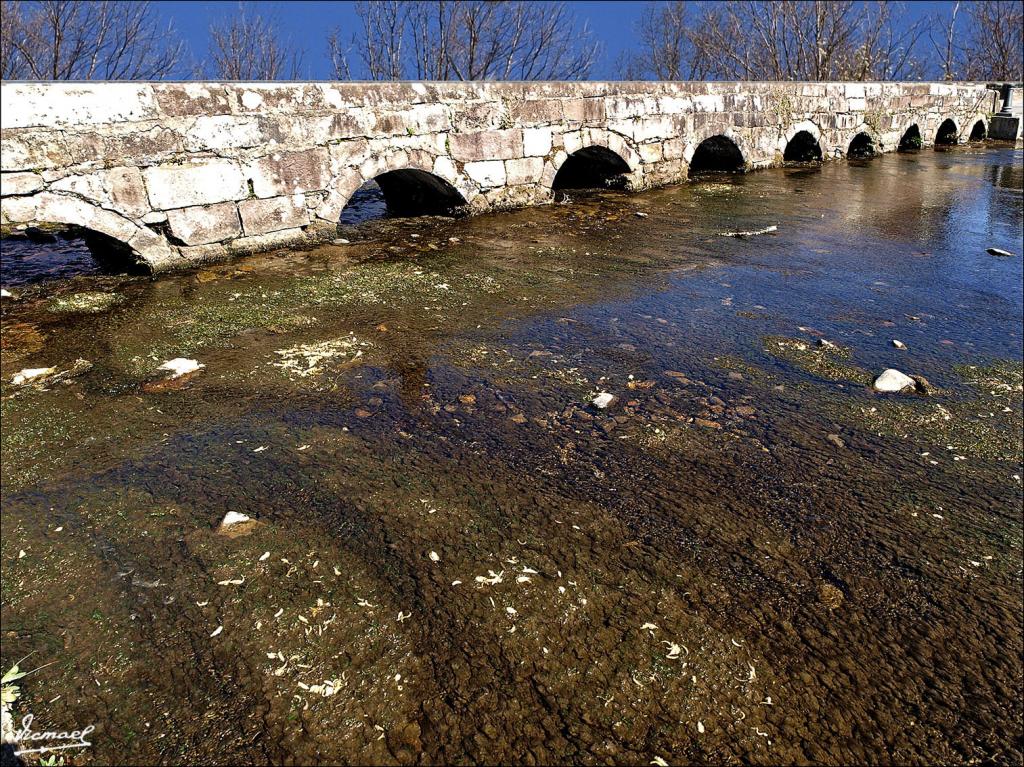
[12,367,55,385]
[0,288,13,298]
[158,358,204,378]
[220,511,252,527]
[592,392,616,409]
[892,339,907,349]
[872,368,916,393]
[986,247,1013,257]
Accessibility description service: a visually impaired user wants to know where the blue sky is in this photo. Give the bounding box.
[157,0,960,80]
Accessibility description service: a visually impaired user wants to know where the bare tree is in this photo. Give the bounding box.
[1,0,183,80]
[346,0,598,81]
[623,0,926,81]
[622,2,711,80]
[961,0,1023,81]
[207,6,304,80]
[930,0,961,80]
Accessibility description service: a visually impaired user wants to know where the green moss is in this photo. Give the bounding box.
[47,291,123,314]
[762,335,872,385]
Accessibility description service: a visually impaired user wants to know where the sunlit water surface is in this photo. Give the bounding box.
[1,146,1022,765]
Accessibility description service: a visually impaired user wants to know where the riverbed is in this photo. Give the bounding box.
[1,145,1022,765]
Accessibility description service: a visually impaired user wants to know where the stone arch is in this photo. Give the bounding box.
[685,134,747,174]
[969,117,987,141]
[544,130,642,192]
[780,120,828,160]
[847,132,877,159]
[318,151,472,223]
[551,145,632,190]
[0,192,174,272]
[897,123,923,152]
[935,117,959,146]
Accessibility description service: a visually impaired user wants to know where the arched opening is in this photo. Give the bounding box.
[969,119,987,141]
[935,119,958,146]
[1,225,145,286]
[783,130,823,163]
[339,168,467,225]
[897,124,922,152]
[847,132,876,159]
[689,135,745,175]
[552,146,631,191]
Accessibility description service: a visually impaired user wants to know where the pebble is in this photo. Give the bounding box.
[986,247,1013,257]
[592,392,616,409]
[892,339,907,349]
[827,433,846,448]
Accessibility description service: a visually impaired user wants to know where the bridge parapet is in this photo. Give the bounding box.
[1,81,996,272]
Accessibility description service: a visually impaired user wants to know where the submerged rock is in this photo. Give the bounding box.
[11,367,55,386]
[158,358,204,378]
[592,392,616,409]
[872,368,916,393]
[10,359,91,387]
[217,511,257,537]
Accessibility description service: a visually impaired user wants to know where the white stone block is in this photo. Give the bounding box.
[523,127,553,157]
[464,160,506,188]
[1,172,44,196]
[166,201,241,245]
[144,159,247,210]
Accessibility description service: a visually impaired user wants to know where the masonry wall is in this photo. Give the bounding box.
[0,81,997,272]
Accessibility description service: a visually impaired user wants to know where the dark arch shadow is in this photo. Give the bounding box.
[552,145,631,192]
[783,130,823,163]
[898,124,922,152]
[0,225,147,286]
[689,135,745,175]
[969,120,987,141]
[935,118,958,147]
[340,168,467,225]
[847,132,876,159]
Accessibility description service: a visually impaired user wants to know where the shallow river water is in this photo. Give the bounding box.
[1,145,1022,765]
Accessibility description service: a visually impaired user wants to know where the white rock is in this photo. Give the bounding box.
[986,247,1013,257]
[892,339,906,349]
[158,358,204,378]
[12,367,55,385]
[0,288,13,298]
[592,392,616,409]
[220,511,252,527]
[872,368,916,393]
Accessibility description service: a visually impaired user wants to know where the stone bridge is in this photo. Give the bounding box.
[0,81,997,273]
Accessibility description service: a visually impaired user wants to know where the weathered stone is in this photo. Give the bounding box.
[238,194,309,236]
[504,157,544,185]
[144,159,247,209]
[166,202,241,246]
[449,130,523,162]
[247,148,331,198]
[463,160,506,188]
[1,172,44,196]
[50,167,149,218]
[522,127,553,157]
[185,115,262,151]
